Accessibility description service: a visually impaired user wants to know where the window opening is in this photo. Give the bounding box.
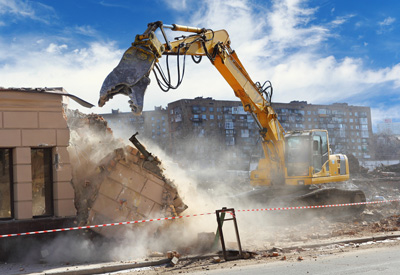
[0,148,13,219]
[32,148,53,217]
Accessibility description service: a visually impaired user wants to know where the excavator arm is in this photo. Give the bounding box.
[99,22,286,186]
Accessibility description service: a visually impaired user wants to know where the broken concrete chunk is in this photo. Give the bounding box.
[212,256,221,263]
[170,256,179,266]
[166,251,173,259]
[166,250,181,259]
[271,252,279,257]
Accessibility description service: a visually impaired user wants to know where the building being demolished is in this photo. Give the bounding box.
[0,87,187,240]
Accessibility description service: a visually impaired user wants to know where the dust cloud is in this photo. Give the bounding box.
[105,125,293,256]
[4,111,374,264]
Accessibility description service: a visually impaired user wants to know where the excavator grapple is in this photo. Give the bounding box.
[99,46,155,114]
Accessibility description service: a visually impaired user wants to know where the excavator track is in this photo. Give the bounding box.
[296,188,366,218]
[233,185,366,219]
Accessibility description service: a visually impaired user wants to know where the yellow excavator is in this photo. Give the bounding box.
[99,21,366,214]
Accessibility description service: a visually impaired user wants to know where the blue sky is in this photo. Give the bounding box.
[1,0,400,130]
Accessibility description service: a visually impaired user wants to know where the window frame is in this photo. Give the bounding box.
[0,148,14,220]
[31,147,54,218]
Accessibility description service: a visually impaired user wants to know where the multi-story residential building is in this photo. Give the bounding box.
[101,106,169,148]
[101,98,373,170]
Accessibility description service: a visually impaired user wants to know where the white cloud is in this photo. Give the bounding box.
[330,14,356,26]
[74,25,98,37]
[0,0,33,16]
[378,16,396,26]
[0,0,55,24]
[269,54,400,104]
[267,0,326,46]
[163,0,187,11]
[46,43,68,54]
[377,16,396,34]
[0,39,124,113]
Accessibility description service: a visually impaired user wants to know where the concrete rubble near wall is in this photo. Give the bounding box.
[66,110,187,238]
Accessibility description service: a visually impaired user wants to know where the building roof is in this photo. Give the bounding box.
[0,87,94,108]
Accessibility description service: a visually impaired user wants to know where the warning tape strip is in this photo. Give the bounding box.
[1,199,399,239]
[0,212,215,239]
[235,199,400,212]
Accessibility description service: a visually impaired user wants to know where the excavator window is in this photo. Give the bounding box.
[285,135,311,176]
[312,131,329,174]
[312,136,322,173]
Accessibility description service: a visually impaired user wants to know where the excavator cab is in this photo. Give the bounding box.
[284,130,345,185]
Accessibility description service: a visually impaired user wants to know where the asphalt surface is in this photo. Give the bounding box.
[189,244,400,275]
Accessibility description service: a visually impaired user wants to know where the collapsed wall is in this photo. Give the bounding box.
[66,110,187,238]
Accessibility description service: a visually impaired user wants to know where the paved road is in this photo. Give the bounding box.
[3,241,399,274]
[191,245,400,275]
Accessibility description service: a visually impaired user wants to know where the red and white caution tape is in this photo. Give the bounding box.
[0,212,215,239]
[235,198,400,213]
[1,199,399,239]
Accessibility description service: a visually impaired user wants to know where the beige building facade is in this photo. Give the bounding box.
[0,88,79,234]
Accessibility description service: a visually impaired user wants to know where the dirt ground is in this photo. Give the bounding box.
[1,171,400,275]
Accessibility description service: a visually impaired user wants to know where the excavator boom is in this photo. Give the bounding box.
[99,21,285,185]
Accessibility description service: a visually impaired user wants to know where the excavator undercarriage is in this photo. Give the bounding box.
[232,182,366,218]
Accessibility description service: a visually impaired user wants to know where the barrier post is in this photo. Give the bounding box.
[216,207,243,260]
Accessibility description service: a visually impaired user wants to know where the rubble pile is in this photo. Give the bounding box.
[355,162,400,179]
[370,163,400,177]
[66,110,187,238]
[352,162,400,203]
